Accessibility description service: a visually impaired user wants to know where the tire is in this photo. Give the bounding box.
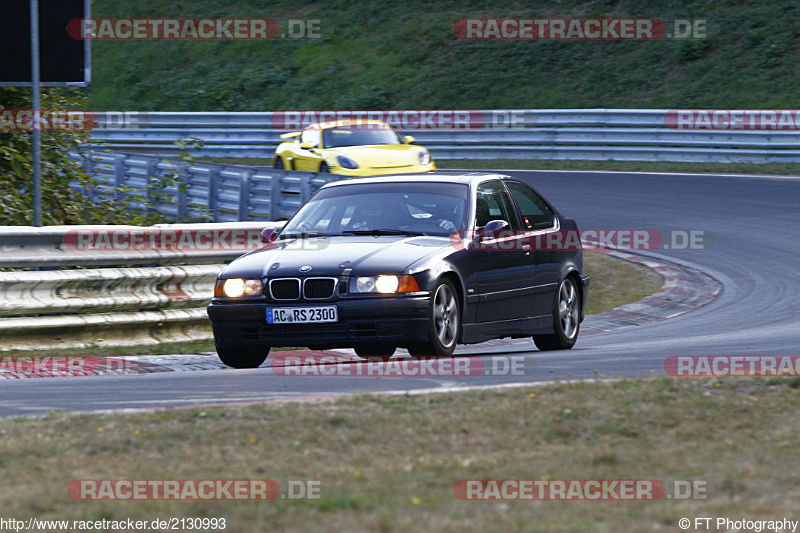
[273,157,285,169]
[216,345,270,368]
[319,162,330,173]
[407,278,460,357]
[354,344,397,362]
[533,277,580,351]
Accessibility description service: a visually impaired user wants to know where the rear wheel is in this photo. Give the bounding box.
[216,345,270,368]
[533,277,580,351]
[319,162,330,173]
[354,344,397,362]
[407,279,460,357]
[273,157,285,169]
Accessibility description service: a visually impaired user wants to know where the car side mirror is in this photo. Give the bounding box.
[300,141,315,150]
[261,227,278,244]
[404,135,415,144]
[472,219,509,245]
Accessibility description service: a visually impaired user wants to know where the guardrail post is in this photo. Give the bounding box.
[177,164,189,221]
[237,168,252,221]
[270,172,281,221]
[145,157,158,217]
[208,166,220,222]
[300,174,312,204]
[113,153,126,202]
[83,152,96,202]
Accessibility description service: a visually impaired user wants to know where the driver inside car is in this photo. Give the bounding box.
[427,200,459,233]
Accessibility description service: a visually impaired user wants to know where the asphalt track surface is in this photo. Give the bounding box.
[2,170,798,416]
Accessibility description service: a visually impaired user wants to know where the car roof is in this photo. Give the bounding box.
[305,119,390,130]
[321,172,512,188]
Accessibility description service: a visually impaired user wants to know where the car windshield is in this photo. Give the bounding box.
[281,182,469,238]
[322,127,403,148]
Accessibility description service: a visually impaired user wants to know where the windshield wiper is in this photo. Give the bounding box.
[279,231,332,239]
[341,229,426,236]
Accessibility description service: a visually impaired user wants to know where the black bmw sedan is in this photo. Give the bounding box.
[208,173,589,368]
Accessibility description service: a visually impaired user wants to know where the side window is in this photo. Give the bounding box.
[475,181,520,229]
[506,181,555,230]
[300,129,321,147]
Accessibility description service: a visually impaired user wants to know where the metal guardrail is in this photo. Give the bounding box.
[74,109,800,223]
[88,109,800,163]
[0,222,282,351]
[0,221,280,267]
[72,151,340,222]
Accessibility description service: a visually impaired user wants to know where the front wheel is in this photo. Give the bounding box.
[533,277,580,351]
[216,345,270,368]
[319,162,330,173]
[273,157,285,169]
[407,279,460,357]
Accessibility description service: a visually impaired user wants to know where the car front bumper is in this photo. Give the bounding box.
[208,295,430,349]
[329,163,436,176]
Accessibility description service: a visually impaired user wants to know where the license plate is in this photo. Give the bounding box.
[267,306,338,324]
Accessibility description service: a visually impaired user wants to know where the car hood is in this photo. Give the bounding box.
[221,235,450,278]
[331,144,423,168]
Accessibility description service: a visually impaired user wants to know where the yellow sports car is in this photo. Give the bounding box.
[272,119,436,176]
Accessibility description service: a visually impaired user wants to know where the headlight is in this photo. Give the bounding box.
[354,275,420,294]
[215,278,263,298]
[375,275,399,293]
[337,155,359,169]
[418,150,431,165]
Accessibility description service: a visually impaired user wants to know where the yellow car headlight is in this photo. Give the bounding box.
[337,155,359,169]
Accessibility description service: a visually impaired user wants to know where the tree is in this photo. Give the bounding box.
[0,88,203,226]
[0,87,116,225]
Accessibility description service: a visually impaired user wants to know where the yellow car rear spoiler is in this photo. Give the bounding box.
[280,131,302,140]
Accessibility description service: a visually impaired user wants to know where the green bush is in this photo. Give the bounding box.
[0,88,106,225]
[0,89,204,226]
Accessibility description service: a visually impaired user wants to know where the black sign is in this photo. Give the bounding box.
[0,0,90,86]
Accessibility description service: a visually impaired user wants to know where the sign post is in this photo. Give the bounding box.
[30,0,42,226]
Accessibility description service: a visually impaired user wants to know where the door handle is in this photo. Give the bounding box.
[521,244,532,252]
